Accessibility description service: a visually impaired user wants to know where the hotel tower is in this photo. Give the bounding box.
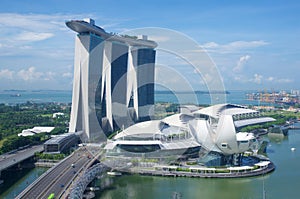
[66,19,157,142]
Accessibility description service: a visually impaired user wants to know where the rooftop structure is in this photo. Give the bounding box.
[18,126,55,137]
[66,19,157,48]
[52,112,65,118]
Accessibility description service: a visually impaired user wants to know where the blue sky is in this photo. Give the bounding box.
[0,0,299,91]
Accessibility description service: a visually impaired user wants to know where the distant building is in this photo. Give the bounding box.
[18,127,55,137]
[291,89,300,96]
[52,112,65,118]
[66,19,157,142]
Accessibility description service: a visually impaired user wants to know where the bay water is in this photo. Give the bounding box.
[0,90,267,106]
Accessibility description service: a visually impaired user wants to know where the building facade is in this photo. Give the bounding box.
[105,103,276,166]
[66,19,157,142]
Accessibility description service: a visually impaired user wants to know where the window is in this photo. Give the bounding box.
[221,143,228,148]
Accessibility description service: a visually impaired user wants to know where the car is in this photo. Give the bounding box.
[47,193,55,199]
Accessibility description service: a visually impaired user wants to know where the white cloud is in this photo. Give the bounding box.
[0,66,69,83]
[253,74,263,84]
[16,31,54,42]
[277,78,293,83]
[201,42,219,48]
[17,67,43,81]
[0,69,14,79]
[233,75,245,83]
[44,71,56,81]
[202,40,269,53]
[0,13,88,56]
[62,72,73,78]
[248,74,263,84]
[232,74,294,86]
[233,55,251,72]
[0,13,81,32]
[266,76,293,83]
[226,40,268,49]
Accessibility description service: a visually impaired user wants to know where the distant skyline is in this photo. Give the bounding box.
[0,0,299,91]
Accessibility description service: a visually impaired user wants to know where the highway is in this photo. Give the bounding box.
[0,145,44,172]
[16,147,95,199]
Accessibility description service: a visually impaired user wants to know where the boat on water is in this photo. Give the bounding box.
[291,147,296,151]
[10,93,21,97]
[107,171,122,176]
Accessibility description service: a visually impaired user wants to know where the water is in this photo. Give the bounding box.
[0,90,265,106]
[0,90,72,105]
[96,123,300,199]
[155,90,270,106]
[0,167,47,198]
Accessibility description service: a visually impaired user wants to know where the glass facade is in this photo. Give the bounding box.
[117,144,161,153]
[136,48,156,121]
[70,32,156,141]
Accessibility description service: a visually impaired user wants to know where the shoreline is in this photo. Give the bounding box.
[107,156,276,179]
[122,162,275,178]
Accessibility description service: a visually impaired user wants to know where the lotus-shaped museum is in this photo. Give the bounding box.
[105,104,275,166]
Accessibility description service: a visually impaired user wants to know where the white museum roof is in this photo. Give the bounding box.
[18,126,55,137]
[161,113,193,128]
[234,117,276,128]
[113,120,162,140]
[194,104,257,118]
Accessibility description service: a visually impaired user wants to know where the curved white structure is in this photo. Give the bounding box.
[192,104,275,155]
[105,104,275,164]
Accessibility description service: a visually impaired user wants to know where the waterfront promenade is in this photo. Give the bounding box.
[129,161,275,178]
[114,155,275,179]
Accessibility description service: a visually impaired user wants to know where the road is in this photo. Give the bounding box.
[16,147,95,199]
[0,145,44,172]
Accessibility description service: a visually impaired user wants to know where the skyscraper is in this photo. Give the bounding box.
[66,19,157,142]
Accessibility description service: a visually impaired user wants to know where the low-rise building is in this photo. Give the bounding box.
[44,133,79,154]
[18,126,55,137]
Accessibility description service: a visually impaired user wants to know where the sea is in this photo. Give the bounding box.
[0,90,270,106]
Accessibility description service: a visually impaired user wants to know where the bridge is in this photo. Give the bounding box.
[16,145,104,199]
[0,145,44,174]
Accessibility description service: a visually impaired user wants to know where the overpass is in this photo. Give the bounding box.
[16,145,103,199]
[0,145,44,174]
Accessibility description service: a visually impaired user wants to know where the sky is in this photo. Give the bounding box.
[0,0,299,91]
